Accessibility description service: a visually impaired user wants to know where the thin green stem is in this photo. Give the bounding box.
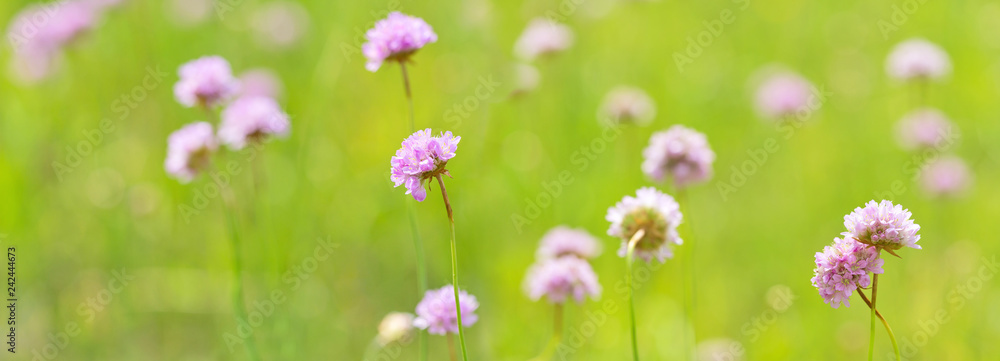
[528,303,564,361]
[858,290,901,361]
[221,189,262,361]
[626,229,647,361]
[400,60,428,361]
[677,189,695,361]
[436,175,469,361]
[868,271,879,361]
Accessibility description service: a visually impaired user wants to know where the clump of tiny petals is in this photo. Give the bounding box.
[413,285,478,335]
[218,96,291,150]
[173,56,241,108]
[843,200,921,251]
[536,226,602,260]
[896,108,954,150]
[362,12,437,72]
[606,187,683,263]
[811,236,884,308]
[390,129,461,201]
[514,18,573,61]
[524,257,601,304]
[886,38,951,81]
[376,312,415,346]
[754,70,815,121]
[165,122,218,183]
[920,156,972,198]
[642,125,716,188]
[6,1,100,83]
[598,86,656,126]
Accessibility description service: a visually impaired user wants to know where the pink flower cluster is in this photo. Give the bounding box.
[753,70,815,121]
[514,18,574,61]
[414,285,479,335]
[843,200,921,251]
[362,12,437,72]
[641,125,716,188]
[165,122,218,183]
[886,38,951,81]
[524,226,602,304]
[390,129,461,201]
[811,236,884,308]
[174,56,241,108]
[895,108,954,150]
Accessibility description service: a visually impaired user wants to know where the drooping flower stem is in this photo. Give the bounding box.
[221,188,263,361]
[436,174,469,361]
[858,289,901,361]
[625,229,647,361]
[399,60,429,361]
[868,271,880,361]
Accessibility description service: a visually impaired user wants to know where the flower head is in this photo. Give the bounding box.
[249,1,309,49]
[514,18,573,61]
[811,236,884,308]
[376,312,415,346]
[165,122,218,183]
[7,1,99,83]
[362,12,437,72]
[218,96,290,150]
[536,226,601,260]
[920,155,972,198]
[642,125,716,188]
[753,70,815,121]
[239,68,283,99]
[843,200,921,252]
[414,285,479,335]
[524,257,601,304]
[390,129,461,201]
[886,38,951,81]
[174,56,241,108]
[896,108,954,150]
[598,86,656,126]
[606,187,683,263]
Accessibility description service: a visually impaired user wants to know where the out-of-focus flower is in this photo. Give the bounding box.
[376,312,415,346]
[920,156,972,198]
[754,70,815,121]
[6,1,99,83]
[598,86,656,126]
[165,122,218,183]
[514,18,573,61]
[413,285,479,335]
[166,0,212,27]
[219,96,290,150]
[174,56,241,108]
[512,63,540,95]
[239,68,283,99]
[362,12,437,72]
[886,38,951,81]
[606,187,683,263]
[641,125,715,188]
[811,236,884,308]
[390,129,461,201]
[536,226,601,260]
[843,200,921,253]
[524,257,601,304]
[896,108,954,150]
[249,1,309,49]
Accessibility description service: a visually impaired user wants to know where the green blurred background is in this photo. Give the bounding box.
[1,0,999,360]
